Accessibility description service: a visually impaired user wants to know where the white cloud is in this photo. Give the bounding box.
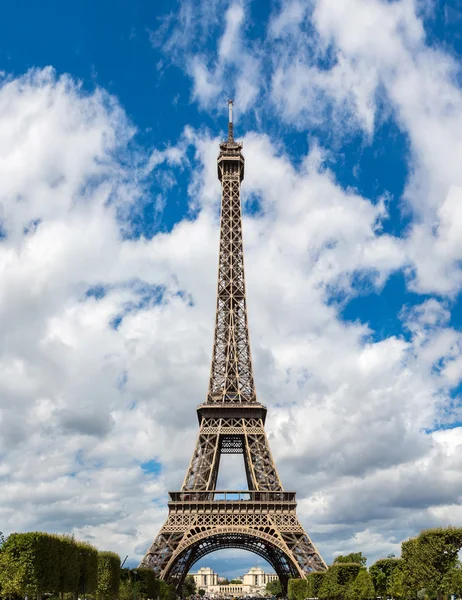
[219,3,245,62]
[190,59,223,107]
[271,52,379,135]
[269,1,308,39]
[268,0,462,296]
[153,0,260,114]
[2,11,462,569]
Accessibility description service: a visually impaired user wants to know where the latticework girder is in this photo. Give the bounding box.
[207,166,255,405]
[181,417,282,492]
[140,103,326,591]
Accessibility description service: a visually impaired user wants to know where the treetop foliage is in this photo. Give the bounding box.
[303,527,462,600]
[334,552,367,566]
[265,579,282,596]
[76,540,98,594]
[369,557,403,596]
[288,578,308,600]
[159,579,176,600]
[120,568,160,600]
[182,574,196,596]
[400,526,462,597]
[97,551,121,600]
[345,569,374,600]
[327,563,363,585]
[0,532,108,599]
[306,571,325,598]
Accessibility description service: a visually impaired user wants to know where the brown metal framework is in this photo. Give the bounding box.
[139,102,326,590]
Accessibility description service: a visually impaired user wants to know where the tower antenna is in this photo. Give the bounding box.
[228,98,234,142]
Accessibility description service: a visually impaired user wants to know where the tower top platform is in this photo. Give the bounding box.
[218,99,245,181]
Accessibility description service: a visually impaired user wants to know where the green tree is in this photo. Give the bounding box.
[0,547,25,598]
[316,564,362,600]
[120,569,140,600]
[400,536,422,598]
[159,580,176,600]
[266,580,282,596]
[119,578,134,600]
[198,589,206,597]
[346,570,375,600]
[0,532,61,599]
[124,568,159,600]
[76,541,98,597]
[334,564,362,587]
[306,572,325,598]
[319,568,344,600]
[401,527,462,600]
[369,558,403,597]
[420,527,462,599]
[58,535,80,598]
[371,570,386,600]
[183,575,196,597]
[334,553,367,567]
[448,562,462,598]
[388,566,406,599]
[0,533,98,600]
[288,579,308,600]
[96,551,120,600]
[230,579,242,584]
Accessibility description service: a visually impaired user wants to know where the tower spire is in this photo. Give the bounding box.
[228,98,234,142]
[208,101,252,404]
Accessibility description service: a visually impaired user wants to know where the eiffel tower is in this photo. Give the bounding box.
[139,101,326,591]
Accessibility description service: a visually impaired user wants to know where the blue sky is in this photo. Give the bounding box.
[1,0,462,580]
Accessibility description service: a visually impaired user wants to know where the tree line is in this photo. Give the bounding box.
[0,532,176,600]
[288,527,462,600]
[2,526,462,600]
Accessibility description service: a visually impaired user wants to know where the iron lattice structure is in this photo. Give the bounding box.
[140,102,326,591]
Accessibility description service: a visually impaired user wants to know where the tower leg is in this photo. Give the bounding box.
[182,429,221,492]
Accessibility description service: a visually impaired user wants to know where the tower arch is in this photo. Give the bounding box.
[163,528,301,591]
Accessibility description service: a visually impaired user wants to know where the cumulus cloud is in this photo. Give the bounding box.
[151,0,260,113]
[2,0,462,570]
[269,0,462,296]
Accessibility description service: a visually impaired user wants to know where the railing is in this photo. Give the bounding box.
[197,400,267,409]
[168,490,296,503]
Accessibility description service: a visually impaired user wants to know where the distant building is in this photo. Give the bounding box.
[189,566,278,597]
[242,567,278,588]
[191,567,219,589]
